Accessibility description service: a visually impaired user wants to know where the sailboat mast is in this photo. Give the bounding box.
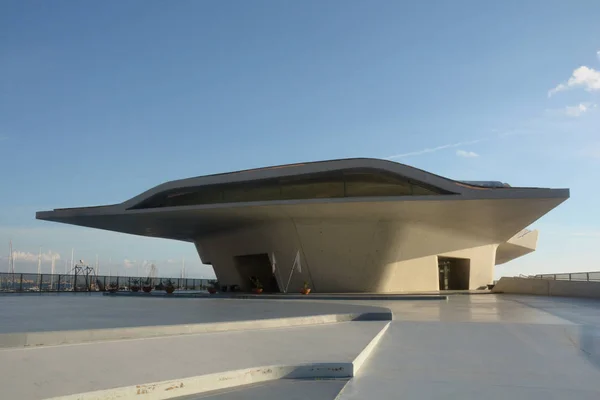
[7,241,12,273]
[37,247,42,275]
[50,253,56,290]
[69,248,74,274]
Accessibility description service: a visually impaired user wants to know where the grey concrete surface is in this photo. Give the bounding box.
[332,292,580,324]
[174,379,349,400]
[105,291,450,300]
[337,295,600,400]
[0,321,387,400]
[4,294,600,400]
[0,293,389,333]
[0,312,391,349]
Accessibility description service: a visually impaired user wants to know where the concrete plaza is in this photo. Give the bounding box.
[1,294,599,399]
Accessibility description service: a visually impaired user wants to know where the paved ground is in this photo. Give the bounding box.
[3,294,600,399]
[336,292,579,324]
[0,320,386,399]
[174,379,349,400]
[0,293,388,333]
[338,295,600,400]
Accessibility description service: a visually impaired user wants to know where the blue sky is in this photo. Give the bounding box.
[1,1,599,278]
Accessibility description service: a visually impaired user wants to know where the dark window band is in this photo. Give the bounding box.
[130,168,453,209]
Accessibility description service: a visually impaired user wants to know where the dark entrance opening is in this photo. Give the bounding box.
[437,257,470,290]
[233,254,280,293]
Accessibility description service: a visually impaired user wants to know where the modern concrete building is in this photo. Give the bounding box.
[37,158,569,293]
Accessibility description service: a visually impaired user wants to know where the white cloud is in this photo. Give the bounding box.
[597,50,600,61]
[123,259,137,269]
[456,150,479,158]
[12,250,61,262]
[564,102,596,117]
[384,128,534,160]
[386,138,486,159]
[548,66,600,97]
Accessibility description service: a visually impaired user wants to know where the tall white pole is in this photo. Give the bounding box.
[37,247,42,275]
[11,243,16,274]
[70,248,74,274]
[7,241,13,273]
[50,253,56,290]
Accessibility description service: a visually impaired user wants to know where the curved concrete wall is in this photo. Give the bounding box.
[196,218,499,293]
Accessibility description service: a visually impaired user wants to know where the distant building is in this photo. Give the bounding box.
[37,158,568,293]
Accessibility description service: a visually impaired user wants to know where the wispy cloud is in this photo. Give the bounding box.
[384,128,534,160]
[123,259,137,269]
[564,103,596,117]
[11,250,61,262]
[386,138,486,160]
[597,50,600,61]
[456,150,479,158]
[548,66,600,97]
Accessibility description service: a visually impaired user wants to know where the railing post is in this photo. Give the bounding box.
[39,274,43,292]
[553,274,557,280]
[58,274,61,292]
[587,273,590,282]
[19,274,23,292]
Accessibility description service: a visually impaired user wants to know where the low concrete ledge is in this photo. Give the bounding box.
[228,294,448,301]
[104,292,448,301]
[493,277,600,299]
[46,363,352,400]
[351,320,390,375]
[0,311,392,349]
[45,321,391,400]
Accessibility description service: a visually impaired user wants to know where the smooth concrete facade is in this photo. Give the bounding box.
[196,220,500,292]
[36,158,569,293]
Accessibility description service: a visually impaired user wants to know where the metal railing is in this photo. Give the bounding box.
[0,272,213,293]
[533,271,600,282]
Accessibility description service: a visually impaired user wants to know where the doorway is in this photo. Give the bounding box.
[233,254,280,292]
[437,257,470,290]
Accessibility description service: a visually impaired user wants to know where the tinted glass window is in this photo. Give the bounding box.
[131,169,450,209]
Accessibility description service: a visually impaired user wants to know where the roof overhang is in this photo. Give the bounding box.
[36,158,570,244]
